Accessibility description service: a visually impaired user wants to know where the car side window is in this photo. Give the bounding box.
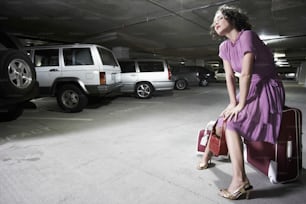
[119,61,136,73]
[218,68,225,73]
[138,61,164,72]
[63,48,93,66]
[34,49,59,67]
[98,48,118,66]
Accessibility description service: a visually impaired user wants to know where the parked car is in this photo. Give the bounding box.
[118,59,174,99]
[171,65,215,90]
[215,68,239,83]
[0,32,39,121]
[215,68,226,81]
[278,69,297,80]
[26,44,121,112]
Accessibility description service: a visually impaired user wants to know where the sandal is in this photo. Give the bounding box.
[219,182,253,200]
[197,159,211,170]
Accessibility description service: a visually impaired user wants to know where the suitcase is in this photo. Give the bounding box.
[244,106,303,183]
[197,129,210,153]
[197,121,215,153]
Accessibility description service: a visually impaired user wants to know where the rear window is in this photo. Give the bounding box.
[138,61,164,72]
[63,48,93,66]
[98,48,118,66]
[34,49,59,67]
[119,61,136,73]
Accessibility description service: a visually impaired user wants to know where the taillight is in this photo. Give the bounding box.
[168,66,172,80]
[100,72,106,85]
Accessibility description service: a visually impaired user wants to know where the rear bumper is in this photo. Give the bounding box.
[86,82,123,96]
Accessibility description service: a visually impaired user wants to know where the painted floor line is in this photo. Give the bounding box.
[21,117,93,121]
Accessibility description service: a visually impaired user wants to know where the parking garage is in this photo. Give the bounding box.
[1,1,306,204]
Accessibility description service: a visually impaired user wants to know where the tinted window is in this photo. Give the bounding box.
[119,61,136,73]
[34,49,59,66]
[63,48,93,66]
[98,48,118,66]
[138,61,164,72]
[218,68,225,73]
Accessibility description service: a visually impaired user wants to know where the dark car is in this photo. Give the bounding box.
[171,65,215,90]
[0,32,39,121]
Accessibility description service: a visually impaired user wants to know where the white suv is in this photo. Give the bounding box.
[27,44,121,112]
[118,59,174,99]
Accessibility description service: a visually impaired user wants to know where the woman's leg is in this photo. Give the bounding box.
[200,138,212,164]
[225,129,249,192]
[198,126,222,166]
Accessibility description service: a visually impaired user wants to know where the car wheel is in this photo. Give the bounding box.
[0,49,36,97]
[200,79,209,87]
[135,82,153,99]
[175,79,187,90]
[0,104,24,122]
[56,84,88,113]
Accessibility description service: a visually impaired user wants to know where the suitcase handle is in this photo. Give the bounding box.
[287,140,292,159]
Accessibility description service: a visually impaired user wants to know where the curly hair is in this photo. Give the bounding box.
[210,5,252,40]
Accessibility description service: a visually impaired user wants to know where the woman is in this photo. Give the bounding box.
[198,5,285,200]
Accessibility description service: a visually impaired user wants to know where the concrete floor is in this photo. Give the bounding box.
[0,82,305,204]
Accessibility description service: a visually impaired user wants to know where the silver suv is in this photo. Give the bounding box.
[27,44,121,112]
[119,59,174,99]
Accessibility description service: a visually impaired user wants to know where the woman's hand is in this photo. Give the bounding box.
[220,103,244,121]
[220,103,236,118]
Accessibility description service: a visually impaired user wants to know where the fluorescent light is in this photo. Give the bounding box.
[259,34,281,41]
[274,52,286,58]
[275,61,290,67]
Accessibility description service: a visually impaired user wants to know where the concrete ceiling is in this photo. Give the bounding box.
[1,0,306,69]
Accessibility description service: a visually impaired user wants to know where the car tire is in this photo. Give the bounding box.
[0,49,36,97]
[175,79,187,90]
[135,82,153,99]
[0,104,24,122]
[199,79,209,87]
[56,84,88,113]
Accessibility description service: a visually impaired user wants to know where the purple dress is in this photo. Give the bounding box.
[217,30,285,144]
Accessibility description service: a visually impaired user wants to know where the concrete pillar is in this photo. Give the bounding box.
[297,61,306,86]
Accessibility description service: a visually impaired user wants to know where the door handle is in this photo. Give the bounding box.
[49,69,59,72]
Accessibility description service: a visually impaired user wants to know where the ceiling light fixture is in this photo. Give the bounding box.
[180,59,185,65]
[274,52,286,58]
[259,34,281,41]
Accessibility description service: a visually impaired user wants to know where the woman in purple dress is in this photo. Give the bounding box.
[197,5,285,200]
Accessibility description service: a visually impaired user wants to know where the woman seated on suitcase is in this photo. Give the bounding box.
[198,5,285,200]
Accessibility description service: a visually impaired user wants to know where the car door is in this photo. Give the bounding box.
[33,49,61,88]
[119,61,138,92]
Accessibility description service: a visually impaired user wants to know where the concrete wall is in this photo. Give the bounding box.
[297,61,306,86]
[112,47,129,59]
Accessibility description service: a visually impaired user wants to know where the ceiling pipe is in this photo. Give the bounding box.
[85,0,238,41]
[146,0,238,31]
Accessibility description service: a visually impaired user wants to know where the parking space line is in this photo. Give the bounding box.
[21,117,93,121]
